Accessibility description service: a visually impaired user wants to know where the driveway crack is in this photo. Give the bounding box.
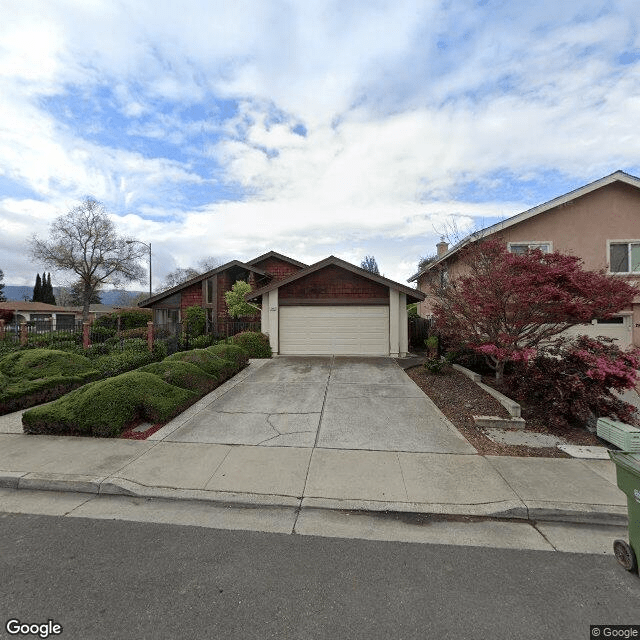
[396,453,410,501]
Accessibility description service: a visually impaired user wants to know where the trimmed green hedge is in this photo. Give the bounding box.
[94,349,157,378]
[206,343,250,369]
[22,371,195,437]
[138,361,217,394]
[231,331,272,358]
[19,343,252,438]
[0,350,100,415]
[0,349,97,380]
[165,349,236,381]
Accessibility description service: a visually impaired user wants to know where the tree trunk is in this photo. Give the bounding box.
[82,282,92,322]
[495,360,505,383]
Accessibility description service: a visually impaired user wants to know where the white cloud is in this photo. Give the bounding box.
[1,0,640,289]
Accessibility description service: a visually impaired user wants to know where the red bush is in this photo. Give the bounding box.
[506,335,640,430]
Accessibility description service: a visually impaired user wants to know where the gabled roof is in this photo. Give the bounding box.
[0,301,77,313]
[246,255,425,303]
[408,170,640,282]
[246,251,308,269]
[138,260,267,307]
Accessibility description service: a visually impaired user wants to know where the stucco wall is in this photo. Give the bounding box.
[417,181,640,347]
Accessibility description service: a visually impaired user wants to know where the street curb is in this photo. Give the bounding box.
[0,472,627,526]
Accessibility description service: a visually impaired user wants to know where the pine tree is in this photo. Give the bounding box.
[31,273,42,302]
[43,273,56,305]
[0,269,6,302]
[360,255,380,275]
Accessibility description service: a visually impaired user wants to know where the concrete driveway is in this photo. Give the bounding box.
[160,356,475,455]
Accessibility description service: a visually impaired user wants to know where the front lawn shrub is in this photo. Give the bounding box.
[118,327,147,340]
[184,306,206,339]
[94,308,152,331]
[22,371,195,437]
[0,349,100,414]
[139,361,217,394]
[90,326,116,343]
[207,342,250,368]
[231,331,272,359]
[506,335,640,430]
[94,349,157,377]
[165,349,237,381]
[0,349,97,380]
[188,334,215,349]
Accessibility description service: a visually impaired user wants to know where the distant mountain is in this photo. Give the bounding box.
[2,286,146,306]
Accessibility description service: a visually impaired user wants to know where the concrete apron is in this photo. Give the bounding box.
[0,358,628,525]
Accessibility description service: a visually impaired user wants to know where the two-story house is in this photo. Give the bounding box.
[409,170,640,349]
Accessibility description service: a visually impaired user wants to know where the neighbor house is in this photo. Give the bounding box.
[138,251,307,333]
[409,170,640,349]
[0,301,82,331]
[246,255,425,357]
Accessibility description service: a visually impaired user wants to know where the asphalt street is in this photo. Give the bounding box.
[0,512,638,640]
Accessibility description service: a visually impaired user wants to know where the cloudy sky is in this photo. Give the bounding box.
[1,0,639,291]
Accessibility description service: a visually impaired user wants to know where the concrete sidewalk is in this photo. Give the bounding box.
[0,359,628,526]
[0,433,626,525]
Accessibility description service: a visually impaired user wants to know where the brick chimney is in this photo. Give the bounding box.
[436,238,449,257]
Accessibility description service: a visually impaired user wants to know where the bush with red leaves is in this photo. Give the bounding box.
[506,335,640,430]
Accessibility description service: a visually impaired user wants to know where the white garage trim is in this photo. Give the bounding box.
[279,306,390,355]
[561,314,633,348]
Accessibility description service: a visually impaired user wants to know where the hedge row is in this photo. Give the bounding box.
[0,350,100,415]
[21,343,252,437]
[3,331,270,418]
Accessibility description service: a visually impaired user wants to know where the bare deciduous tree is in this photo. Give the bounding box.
[29,198,146,321]
[157,256,223,292]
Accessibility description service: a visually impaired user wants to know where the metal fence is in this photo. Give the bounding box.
[209,319,261,338]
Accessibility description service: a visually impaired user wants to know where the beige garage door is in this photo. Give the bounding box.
[279,306,389,355]
[562,315,633,348]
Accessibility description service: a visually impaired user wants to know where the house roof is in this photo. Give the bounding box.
[408,170,640,282]
[138,260,268,307]
[0,301,84,315]
[246,255,425,303]
[246,251,308,269]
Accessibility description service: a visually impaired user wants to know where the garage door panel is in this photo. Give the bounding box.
[279,306,389,355]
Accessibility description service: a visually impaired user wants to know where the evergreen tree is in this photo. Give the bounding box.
[360,255,380,275]
[31,273,42,302]
[69,280,102,306]
[0,269,6,302]
[44,273,56,305]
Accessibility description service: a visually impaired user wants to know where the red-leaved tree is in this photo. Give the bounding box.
[432,240,637,381]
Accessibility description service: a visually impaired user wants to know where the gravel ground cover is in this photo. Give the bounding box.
[406,365,604,457]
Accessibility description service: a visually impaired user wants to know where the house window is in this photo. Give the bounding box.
[596,316,624,324]
[609,242,640,273]
[439,268,449,288]
[205,278,214,304]
[508,242,551,255]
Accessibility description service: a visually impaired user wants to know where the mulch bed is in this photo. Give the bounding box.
[120,421,165,440]
[406,364,604,457]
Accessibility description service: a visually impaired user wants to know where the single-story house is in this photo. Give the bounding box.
[246,256,425,357]
[409,170,640,349]
[138,252,308,332]
[0,302,81,330]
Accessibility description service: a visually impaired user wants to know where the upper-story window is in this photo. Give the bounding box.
[205,277,215,304]
[508,242,551,255]
[609,242,640,273]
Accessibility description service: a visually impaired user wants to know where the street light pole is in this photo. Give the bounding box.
[126,240,152,298]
